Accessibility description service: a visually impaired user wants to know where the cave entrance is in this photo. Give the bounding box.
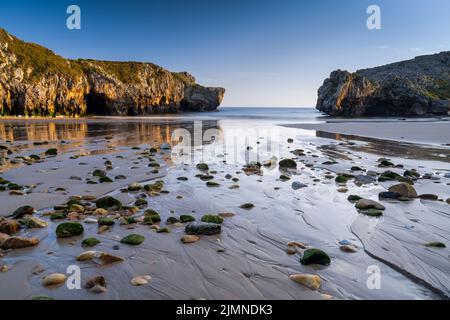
[86,92,108,115]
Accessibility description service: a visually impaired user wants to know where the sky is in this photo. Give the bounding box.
[0,0,449,107]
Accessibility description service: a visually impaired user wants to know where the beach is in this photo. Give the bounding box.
[0,108,449,300]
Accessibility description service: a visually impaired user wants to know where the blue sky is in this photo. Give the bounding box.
[0,0,449,107]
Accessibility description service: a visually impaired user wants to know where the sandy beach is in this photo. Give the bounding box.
[0,111,449,300]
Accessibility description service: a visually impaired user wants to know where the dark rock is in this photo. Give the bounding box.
[388,183,418,198]
[166,217,180,224]
[240,203,254,209]
[196,163,209,171]
[56,222,84,238]
[95,196,122,210]
[0,220,20,235]
[419,194,439,200]
[355,199,385,210]
[201,215,224,224]
[185,222,221,235]
[316,52,450,116]
[11,206,34,219]
[120,234,145,245]
[347,195,362,202]
[300,248,331,266]
[180,215,195,223]
[378,191,400,200]
[279,159,297,169]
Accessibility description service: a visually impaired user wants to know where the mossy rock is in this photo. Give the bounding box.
[11,205,35,219]
[166,216,180,224]
[360,209,383,217]
[99,176,113,183]
[124,217,137,224]
[92,169,106,177]
[206,181,220,187]
[66,199,82,207]
[128,183,142,191]
[347,195,362,202]
[199,175,214,181]
[280,174,291,181]
[240,203,254,209]
[424,242,446,248]
[134,198,148,207]
[335,175,348,183]
[120,234,145,245]
[45,148,58,156]
[378,160,395,167]
[279,159,297,169]
[56,222,84,238]
[82,237,100,247]
[98,217,115,226]
[157,227,170,233]
[29,154,41,161]
[143,216,154,225]
[180,215,195,223]
[300,248,331,266]
[196,163,209,171]
[378,171,402,182]
[95,196,122,210]
[143,181,164,192]
[144,209,161,222]
[8,183,22,190]
[201,214,224,224]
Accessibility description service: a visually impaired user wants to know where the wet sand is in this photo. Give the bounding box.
[0,115,449,300]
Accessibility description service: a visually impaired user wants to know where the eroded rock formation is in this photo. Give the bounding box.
[0,29,225,116]
[316,52,450,116]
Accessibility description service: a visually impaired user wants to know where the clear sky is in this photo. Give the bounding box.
[0,0,449,107]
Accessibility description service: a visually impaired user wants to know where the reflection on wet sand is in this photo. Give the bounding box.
[0,120,221,147]
[316,130,450,163]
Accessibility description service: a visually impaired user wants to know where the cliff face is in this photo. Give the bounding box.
[316,52,450,116]
[0,29,225,116]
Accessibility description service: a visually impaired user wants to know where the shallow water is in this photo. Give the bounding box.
[0,108,449,300]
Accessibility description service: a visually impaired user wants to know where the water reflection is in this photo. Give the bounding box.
[0,120,221,147]
[316,130,450,162]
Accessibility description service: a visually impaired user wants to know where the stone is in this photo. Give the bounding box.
[419,194,438,201]
[180,215,196,223]
[84,218,98,224]
[300,248,331,266]
[98,217,115,226]
[1,236,39,249]
[45,148,58,156]
[196,163,209,171]
[98,252,125,264]
[279,159,297,169]
[335,175,348,183]
[82,237,100,247]
[11,206,35,219]
[388,183,418,198]
[131,275,151,286]
[240,203,254,209]
[90,284,108,293]
[378,171,402,182]
[424,242,446,248]
[201,214,223,224]
[93,169,106,177]
[93,208,108,215]
[56,222,84,238]
[42,274,67,287]
[166,216,180,224]
[128,183,142,191]
[291,181,307,190]
[99,176,113,183]
[77,251,98,261]
[20,216,48,228]
[347,195,362,202]
[360,209,383,217]
[157,227,170,233]
[95,196,122,210]
[0,220,20,234]
[340,245,357,253]
[354,175,376,185]
[85,275,106,289]
[69,204,85,213]
[181,235,200,244]
[378,192,400,200]
[355,199,385,210]
[120,234,145,245]
[185,222,221,235]
[289,274,322,290]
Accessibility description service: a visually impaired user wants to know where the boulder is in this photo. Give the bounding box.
[56,222,84,238]
[388,183,418,198]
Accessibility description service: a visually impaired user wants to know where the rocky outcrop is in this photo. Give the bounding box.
[316,52,450,116]
[0,29,225,116]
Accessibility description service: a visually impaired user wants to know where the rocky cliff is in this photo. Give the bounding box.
[0,28,225,116]
[316,52,450,116]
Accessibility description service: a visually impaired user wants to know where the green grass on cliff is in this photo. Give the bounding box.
[427,79,450,100]
[0,29,83,82]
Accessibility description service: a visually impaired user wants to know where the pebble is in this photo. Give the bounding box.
[340,245,358,253]
[289,274,322,290]
[291,181,307,190]
[42,273,67,287]
[131,275,151,286]
[181,235,200,243]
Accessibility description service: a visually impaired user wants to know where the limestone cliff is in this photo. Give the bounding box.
[316,52,450,116]
[0,28,225,116]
